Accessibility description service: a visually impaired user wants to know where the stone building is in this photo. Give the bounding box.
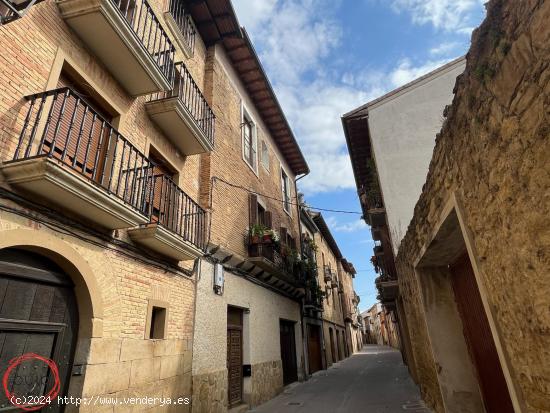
[188,3,309,413]
[348,0,550,412]
[340,259,363,354]
[298,208,360,374]
[0,0,213,410]
[343,54,466,375]
[309,212,348,367]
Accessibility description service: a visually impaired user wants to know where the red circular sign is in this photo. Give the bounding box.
[2,353,61,412]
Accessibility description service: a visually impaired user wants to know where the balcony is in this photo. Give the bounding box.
[146,62,215,155]
[1,0,42,24]
[1,88,207,260]
[323,265,332,282]
[164,0,195,57]
[1,88,152,229]
[128,175,206,260]
[362,190,385,227]
[57,0,175,96]
[248,241,298,286]
[375,276,399,305]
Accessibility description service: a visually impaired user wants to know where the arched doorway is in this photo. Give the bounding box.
[0,248,79,412]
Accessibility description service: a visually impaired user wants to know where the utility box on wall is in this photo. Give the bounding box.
[214,263,224,295]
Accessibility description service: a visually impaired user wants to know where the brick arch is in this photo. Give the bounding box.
[0,228,103,339]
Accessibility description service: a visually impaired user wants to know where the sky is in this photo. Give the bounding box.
[232,0,487,311]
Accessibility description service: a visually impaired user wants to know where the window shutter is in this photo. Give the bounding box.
[249,193,258,226]
[264,211,272,229]
[280,226,288,246]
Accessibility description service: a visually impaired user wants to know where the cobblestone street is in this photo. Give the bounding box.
[251,345,431,413]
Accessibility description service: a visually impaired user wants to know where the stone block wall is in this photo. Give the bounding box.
[395,1,550,412]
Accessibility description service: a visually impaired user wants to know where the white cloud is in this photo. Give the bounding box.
[390,0,485,33]
[429,41,460,56]
[389,58,452,87]
[232,1,467,195]
[325,216,368,233]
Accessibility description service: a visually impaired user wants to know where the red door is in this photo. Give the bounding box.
[450,253,514,413]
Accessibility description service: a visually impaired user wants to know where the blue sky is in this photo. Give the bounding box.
[233,0,486,311]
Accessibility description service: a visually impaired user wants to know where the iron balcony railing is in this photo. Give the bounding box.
[12,87,154,214]
[365,190,384,211]
[11,88,207,251]
[0,0,40,25]
[145,174,207,251]
[168,0,195,53]
[112,0,175,82]
[323,265,332,282]
[149,62,215,146]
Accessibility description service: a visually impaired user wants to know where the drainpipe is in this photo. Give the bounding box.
[294,172,309,379]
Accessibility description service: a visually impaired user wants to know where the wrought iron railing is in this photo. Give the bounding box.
[10,88,207,252]
[149,62,215,146]
[323,265,332,282]
[365,190,384,210]
[168,0,195,53]
[12,88,154,214]
[145,174,207,251]
[0,0,40,24]
[112,0,175,82]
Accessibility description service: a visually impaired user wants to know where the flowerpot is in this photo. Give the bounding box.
[262,234,272,243]
[250,235,260,244]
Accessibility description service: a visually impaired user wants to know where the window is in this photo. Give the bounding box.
[242,110,257,172]
[261,140,269,171]
[146,300,168,339]
[281,169,291,214]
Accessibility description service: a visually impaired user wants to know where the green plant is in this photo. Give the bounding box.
[249,223,267,237]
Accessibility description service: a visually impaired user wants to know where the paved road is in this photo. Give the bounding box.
[251,345,432,413]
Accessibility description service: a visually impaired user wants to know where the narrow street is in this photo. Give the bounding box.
[251,345,431,413]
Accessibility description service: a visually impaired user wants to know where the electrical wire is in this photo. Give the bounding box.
[211,176,363,215]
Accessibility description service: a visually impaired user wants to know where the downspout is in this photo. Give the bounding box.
[294,171,309,379]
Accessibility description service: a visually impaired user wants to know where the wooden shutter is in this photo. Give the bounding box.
[280,227,288,246]
[264,211,272,229]
[42,74,113,178]
[249,193,258,226]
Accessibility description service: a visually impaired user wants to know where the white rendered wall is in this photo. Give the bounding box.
[368,59,466,254]
[192,260,303,376]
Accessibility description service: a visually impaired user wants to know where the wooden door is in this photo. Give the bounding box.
[328,328,336,364]
[450,253,514,413]
[279,320,297,385]
[0,248,78,412]
[227,307,243,408]
[306,324,322,374]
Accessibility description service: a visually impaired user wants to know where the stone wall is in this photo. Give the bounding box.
[249,360,284,407]
[192,370,227,413]
[395,1,550,412]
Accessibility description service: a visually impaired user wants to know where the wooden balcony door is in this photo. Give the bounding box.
[227,307,243,408]
[450,253,514,413]
[41,73,114,182]
[279,320,297,385]
[0,248,78,412]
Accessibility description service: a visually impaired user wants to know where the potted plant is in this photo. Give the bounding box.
[249,224,266,244]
